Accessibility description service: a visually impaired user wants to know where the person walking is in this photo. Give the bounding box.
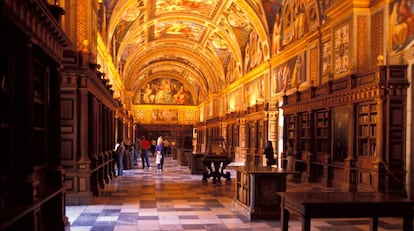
[150,138,156,156]
[114,137,125,177]
[286,140,295,181]
[140,136,151,169]
[162,137,170,156]
[125,144,133,170]
[132,137,141,166]
[155,137,163,171]
[264,140,276,167]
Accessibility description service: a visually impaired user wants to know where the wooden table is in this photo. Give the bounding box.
[230,165,297,220]
[278,192,414,231]
[202,155,232,183]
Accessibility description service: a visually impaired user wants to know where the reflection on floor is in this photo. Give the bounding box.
[65,156,410,231]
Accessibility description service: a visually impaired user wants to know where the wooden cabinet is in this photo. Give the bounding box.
[137,124,194,149]
[0,56,11,176]
[286,115,296,146]
[61,50,123,204]
[236,170,250,209]
[246,121,257,163]
[233,166,295,220]
[357,103,377,157]
[33,60,48,167]
[299,112,311,151]
[1,0,70,229]
[314,110,329,154]
[281,66,409,194]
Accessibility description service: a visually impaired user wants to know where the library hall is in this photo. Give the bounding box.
[1,0,413,230]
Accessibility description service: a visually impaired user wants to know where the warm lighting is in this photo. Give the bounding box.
[199,107,204,122]
[82,39,89,52]
[250,93,257,106]
[229,98,235,112]
[377,55,384,66]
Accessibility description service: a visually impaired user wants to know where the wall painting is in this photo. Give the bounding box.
[272,53,306,93]
[333,23,350,75]
[140,78,193,105]
[151,109,178,122]
[389,0,414,52]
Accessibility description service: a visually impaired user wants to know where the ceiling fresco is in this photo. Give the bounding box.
[105,0,327,106]
[154,0,220,18]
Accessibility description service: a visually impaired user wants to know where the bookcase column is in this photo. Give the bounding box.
[347,103,356,160]
[345,103,357,191]
[268,111,278,158]
[375,98,384,162]
[79,87,90,162]
[239,119,247,163]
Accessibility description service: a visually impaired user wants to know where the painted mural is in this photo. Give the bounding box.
[151,109,178,122]
[389,0,414,52]
[228,89,241,112]
[244,75,265,106]
[272,53,306,93]
[155,0,219,18]
[269,0,321,56]
[244,30,264,73]
[140,78,193,105]
[211,2,252,80]
[322,40,333,80]
[153,21,205,41]
[105,0,119,11]
[334,23,350,74]
[110,1,144,59]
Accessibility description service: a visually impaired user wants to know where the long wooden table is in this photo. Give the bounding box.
[278,192,414,231]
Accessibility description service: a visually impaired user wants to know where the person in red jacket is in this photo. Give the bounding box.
[140,136,151,169]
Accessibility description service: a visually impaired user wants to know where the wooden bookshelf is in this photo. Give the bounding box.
[314,110,329,154]
[285,115,296,148]
[357,103,377,157]
[299,112,311,151]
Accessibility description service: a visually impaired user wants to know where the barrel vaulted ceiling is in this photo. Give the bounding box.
[105,0,286,106]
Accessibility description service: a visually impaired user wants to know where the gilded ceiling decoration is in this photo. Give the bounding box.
[105,0,330,106]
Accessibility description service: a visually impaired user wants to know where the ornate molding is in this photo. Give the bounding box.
[2,0,71,62]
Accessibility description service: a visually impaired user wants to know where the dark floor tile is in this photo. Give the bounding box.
[204,224,229,231]
[316,226,364,231]
[182,224,205,230]
[101,209,121,216]
[139,200,157,208]
[93,221,117,226]
[216,214,238,219]
[178,215,199,219]
[71,219,96,226]
[137,216,158,220]
[118,212,139,221]
[158,207,177,211]
[90,226,114,231]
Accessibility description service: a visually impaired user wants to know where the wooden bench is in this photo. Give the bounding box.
[278,191,414,231]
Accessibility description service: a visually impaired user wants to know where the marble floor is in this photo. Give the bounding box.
[65,155,410,231]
